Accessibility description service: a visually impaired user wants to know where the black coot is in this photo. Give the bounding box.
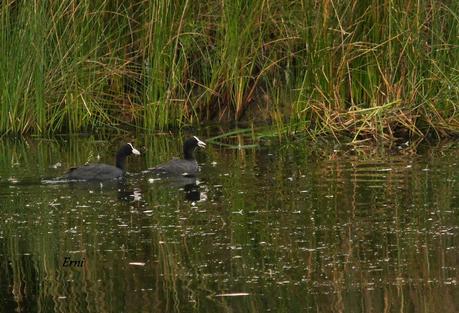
[64,143,140,181]
[150,136,206,176]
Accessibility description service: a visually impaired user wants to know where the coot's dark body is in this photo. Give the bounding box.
[153,158,199,176]
[64,143,140,181]
[150,136,206,177]
[65,164,125,181]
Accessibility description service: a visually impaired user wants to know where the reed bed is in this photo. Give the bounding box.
[1,0,458,141]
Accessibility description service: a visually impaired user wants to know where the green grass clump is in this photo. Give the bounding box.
[1,0,458,141]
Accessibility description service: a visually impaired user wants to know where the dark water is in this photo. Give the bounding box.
[0,134,457,313]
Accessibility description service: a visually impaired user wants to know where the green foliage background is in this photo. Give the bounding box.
[1,0,458,139]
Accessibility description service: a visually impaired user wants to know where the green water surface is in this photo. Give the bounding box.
[0,134,457,312]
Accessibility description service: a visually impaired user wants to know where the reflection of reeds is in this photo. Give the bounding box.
[0,137,458,312]
[1,1,458,139]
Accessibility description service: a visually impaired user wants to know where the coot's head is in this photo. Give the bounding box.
[117,143,141,157]
[183,136,206,160]
[116,143,140,169]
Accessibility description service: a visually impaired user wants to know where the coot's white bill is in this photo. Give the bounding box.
[128,143,141,155]
[194,136,206,148]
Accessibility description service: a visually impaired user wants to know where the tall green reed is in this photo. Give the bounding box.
[291,0,459,139]
[1,1,140,134]
[0,0,458,139]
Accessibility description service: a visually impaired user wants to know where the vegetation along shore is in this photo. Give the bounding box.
[1,0,458,141]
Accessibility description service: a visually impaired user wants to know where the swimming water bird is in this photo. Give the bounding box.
[149,136,206,176]
[63,143,140,181]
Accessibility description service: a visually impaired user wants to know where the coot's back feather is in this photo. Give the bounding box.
[65,164,123,180]
[152,158,199,176]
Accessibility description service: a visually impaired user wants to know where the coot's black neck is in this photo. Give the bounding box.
[184,145,195,160]
[116,152,127,170]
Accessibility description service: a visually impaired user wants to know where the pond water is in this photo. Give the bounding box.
[0,133,457,312]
